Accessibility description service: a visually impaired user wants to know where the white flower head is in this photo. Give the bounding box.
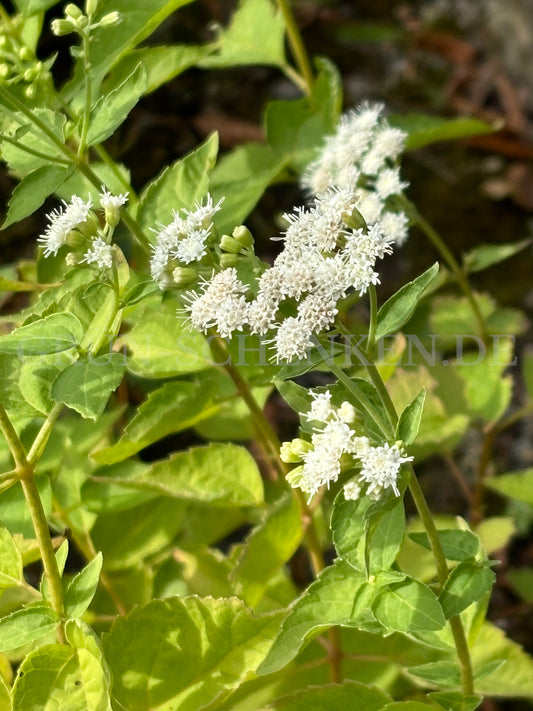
[38,195,93,257]
[99,188,128,211]
[81,237,113,269]
[356,442,413,497]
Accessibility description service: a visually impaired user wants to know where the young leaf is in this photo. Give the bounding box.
[2,165,73,229]
[137,133,219,232]
[409,529,480,562]
[372,579,446,632]
[102,597,282,711]
[0,604,58,651]
[389,114,495,150]
[0,312,83,355]
[64,553,103,619]
[462,239,531,274]
[375,263,439,341]
[438,562,495,618]
[51,353,127,420]
[86,64,148,146]
[12,641,112,711]
[397,388,425,445]
[0,524,23,590]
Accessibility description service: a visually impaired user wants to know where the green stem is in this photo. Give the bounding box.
[0,402,27,470]
[366,284,378,358]
[27,403,63,466]
[276,0,314,94]
[78,33,92,157]
[402,197,488,342]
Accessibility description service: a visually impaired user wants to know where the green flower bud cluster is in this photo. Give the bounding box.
[51,2,121,38]
[0,17,53,97]
[219,225,255,269]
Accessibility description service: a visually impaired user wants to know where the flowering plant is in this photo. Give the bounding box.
[0,1,532,710]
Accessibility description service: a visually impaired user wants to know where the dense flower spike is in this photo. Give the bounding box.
[38,196,93,256]
[282,388,413,501]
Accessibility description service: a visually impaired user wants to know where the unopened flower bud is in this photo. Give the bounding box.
[172,267,197,287]
[85,0,98,15]
[280,438,312,463]
[338,401,356,424]
[344,206,367,231]
[232,225,254,250]
[51,18,75,35]
[0,64,9,78]
[65,252,78,267]
[285,465,305,488]
[99,11,121,27]
[18,47,33,62]
[220,234,241,254]
[219,252,239,269]
[65,3,84,20]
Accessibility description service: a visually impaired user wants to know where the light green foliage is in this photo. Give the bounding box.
[397,388,426,445]
[260,680,391,710]
[485,469,533,506]
[0,312,83,355]
[389,114,495,150]
[0,110,66,174]
[372,579,446,632]
[3,165,74,228]
[462,239,531,274]
[438,562,495,618]
[0,525,23,591]
[64,554,103,619]
[0,604,58,652]
[102,597,282,711]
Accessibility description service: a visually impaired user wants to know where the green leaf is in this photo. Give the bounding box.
[265,59,342,171]
[0,109,66,174]
[3,165,73,228]
[475,517,516,555]
[408,661,462,688]
[471,622,533,696]
[0,675,9,711]
[93,443,264,506]
[210,142,285,234]
[383,703,446,711]
[51,353,127,420]
[258,560,379,675]
[372,579,446,632]
[103,597,281,711]
[102,44,213,96]
[375,263,439,341]
[12,640,112,711]
[409,530,480,561]
[0,312,83,355]
[463,239,531,274]
[64,553,103,619]
[19,351,75,414]
[428,692,482,711]
[0,524,23,590]
[439,562,495,619]
[485,468,533,506]
[92,381,218,464]
[12,0,57,16]
[86,64,147,146]
[506,568,533,604]
[234,495,303,606]
[366,500,406,574]
[397,388,425,445]
[0,604,58,651]
[137,132,219,232]
[201,0,286,68]
[265,681,391,710]
[389,114,495,150]
[0,276,45,293]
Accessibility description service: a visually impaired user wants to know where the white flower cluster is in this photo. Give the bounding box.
[38,189,128,269]
[281,390,413,501]
[150,195,224,288]
[302,102,409,246]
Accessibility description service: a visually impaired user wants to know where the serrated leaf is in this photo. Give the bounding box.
[485,469,533,506]
[0,524,23,590]
[265,681,391,710]
[0,604,58,651]
[375,263,439,341]
[409,530,480,561]
[439,562,495,618]
[201,0,286,68]
[428,691,482,711]
[372,579,446,632]
[86,64,147,146]
[0,109,66,174]
[471,622,533,696]
[137,132,218,232]
[389,114,495,150]
[3,165,73,228]
[103,597,281,711]
[258,560,378,675]
[12,640,112,711]
[407,661,461,688]
[397,388,425,445]
[65,553,103,619]
[51,353,127,420]
[0,312,83,355]
[92,443,264,506]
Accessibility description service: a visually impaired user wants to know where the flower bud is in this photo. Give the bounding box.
[285,465,305,488]
[220,234,241,254]
[65,252,79,267]
[280,438,312,463]
[51,18,75,36]
[65,3,84,20]
[232,225,254,251]
[0,64,9,78]
[99,11,121,27]
[344,205,367,231]
[18,47,33,62]
[85,0,98,15]
[172,266,197,288]
[219,252,239,269]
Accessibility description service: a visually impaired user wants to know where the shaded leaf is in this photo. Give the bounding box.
[0,312,83,355]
